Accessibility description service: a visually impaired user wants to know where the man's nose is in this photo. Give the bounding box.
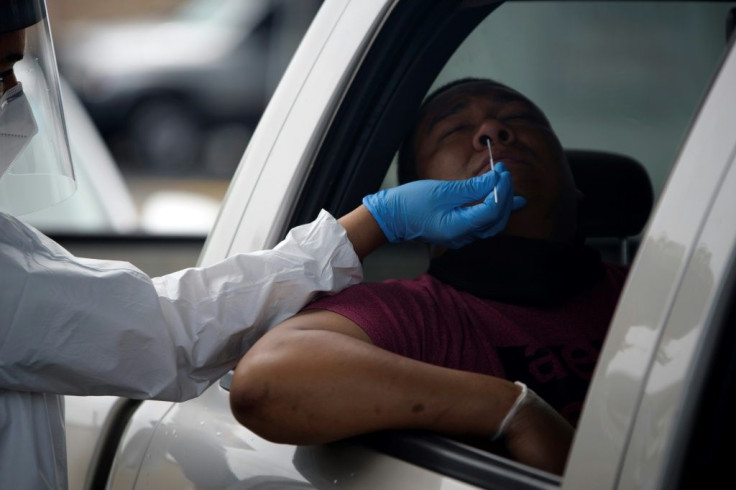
[473,119,515,150]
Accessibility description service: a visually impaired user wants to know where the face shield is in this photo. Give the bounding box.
[0,0,75,215]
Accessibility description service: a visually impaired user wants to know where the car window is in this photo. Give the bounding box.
[372,1,733,279]
[382,2,730,196]
[434,2,731,202]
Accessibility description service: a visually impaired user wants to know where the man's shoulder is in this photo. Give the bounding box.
[337,273,442,294]
[307,273,448,309]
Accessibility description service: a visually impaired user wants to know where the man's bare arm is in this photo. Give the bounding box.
[230,309,573,474]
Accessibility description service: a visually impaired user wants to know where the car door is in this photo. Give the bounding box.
[566,36,736,489]
[99,1,736,489]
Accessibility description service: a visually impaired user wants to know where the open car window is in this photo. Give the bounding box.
[362,1,733,282]
[433,2,731,201]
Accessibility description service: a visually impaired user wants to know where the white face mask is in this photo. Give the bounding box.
[0,83,39,178]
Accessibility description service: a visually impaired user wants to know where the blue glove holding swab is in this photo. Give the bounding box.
[362,164,525,249]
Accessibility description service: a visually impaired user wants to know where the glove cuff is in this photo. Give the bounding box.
[492,381,528,442]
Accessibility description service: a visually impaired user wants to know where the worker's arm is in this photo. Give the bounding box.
[229,309,573,475]
[0,169,515,402]
[0,210,361,401]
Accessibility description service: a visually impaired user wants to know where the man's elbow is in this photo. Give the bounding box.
[229,328,328,445]
[229,349,291,443]
[229,312,366,445]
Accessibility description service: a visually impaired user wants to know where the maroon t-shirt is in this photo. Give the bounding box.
[306,263,627,426]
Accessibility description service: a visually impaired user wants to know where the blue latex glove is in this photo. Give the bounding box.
[362,163,526,249]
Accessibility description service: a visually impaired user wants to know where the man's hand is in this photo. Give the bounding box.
[362,163,526,249]
[501,385,574,475]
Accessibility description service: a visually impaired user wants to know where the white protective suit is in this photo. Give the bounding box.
[0,209,362,489]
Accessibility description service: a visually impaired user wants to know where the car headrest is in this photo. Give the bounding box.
[566,150,654,239]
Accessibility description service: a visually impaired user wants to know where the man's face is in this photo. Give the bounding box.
[0,29,25,96]
[412,81,578,242]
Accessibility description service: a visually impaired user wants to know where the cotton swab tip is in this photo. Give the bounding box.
[485,138,498,203]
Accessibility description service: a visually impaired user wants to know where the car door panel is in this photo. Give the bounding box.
[618,136,736,489]
[564,32,736,490]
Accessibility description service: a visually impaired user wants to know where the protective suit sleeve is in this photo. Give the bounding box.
[0,210,362,401]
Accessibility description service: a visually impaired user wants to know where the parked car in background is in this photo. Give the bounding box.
[65,1,736,489]
[56,0,321,176]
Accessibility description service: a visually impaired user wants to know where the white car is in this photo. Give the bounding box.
[66,1,736,489]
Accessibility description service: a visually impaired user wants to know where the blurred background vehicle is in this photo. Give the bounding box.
[29,0,323,278]
[54,0,321,178]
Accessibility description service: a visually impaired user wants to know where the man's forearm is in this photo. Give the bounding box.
[230,310,573,475]
[229,318,519,444]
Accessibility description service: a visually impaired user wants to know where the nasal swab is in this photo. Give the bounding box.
[485,138,498,203]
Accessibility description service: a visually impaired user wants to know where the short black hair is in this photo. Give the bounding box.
[396,77,542,184]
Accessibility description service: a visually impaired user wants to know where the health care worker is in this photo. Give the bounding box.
[0,1,524,488]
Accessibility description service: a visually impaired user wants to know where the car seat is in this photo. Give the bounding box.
[566,150,654,264]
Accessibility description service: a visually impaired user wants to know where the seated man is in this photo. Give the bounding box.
[229,78,628,475]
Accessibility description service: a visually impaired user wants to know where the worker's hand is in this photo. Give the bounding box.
[362,163,525,248]
[500,385,574,476]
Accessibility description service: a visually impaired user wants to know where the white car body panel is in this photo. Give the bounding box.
[621,140,736,489]
[111,383,483,489]
[564,39,736,489]
[105,401,175,490]
[618,50,736,489]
